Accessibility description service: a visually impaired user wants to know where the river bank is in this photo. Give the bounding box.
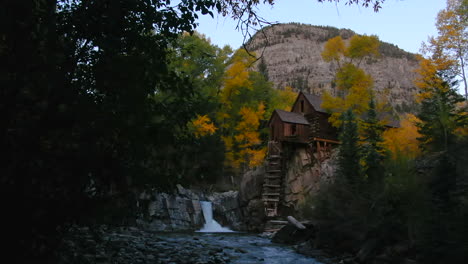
[56,225,325,264]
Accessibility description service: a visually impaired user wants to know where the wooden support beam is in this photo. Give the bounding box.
[312,137,340,144]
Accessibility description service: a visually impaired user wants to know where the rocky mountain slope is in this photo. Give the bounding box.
[247,23,420,112]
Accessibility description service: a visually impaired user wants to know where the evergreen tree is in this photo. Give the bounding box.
[417,72,467,152]
[258,58,269,82]
[337,109,362,186]
[361,97,387,183]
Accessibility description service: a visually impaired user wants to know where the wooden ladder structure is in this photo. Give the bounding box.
[263,141,283,217]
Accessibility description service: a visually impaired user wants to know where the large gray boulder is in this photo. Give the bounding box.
[209,191,244,230]
[239,166,265,205]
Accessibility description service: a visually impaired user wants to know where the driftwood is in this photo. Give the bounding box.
[287,216,306,230]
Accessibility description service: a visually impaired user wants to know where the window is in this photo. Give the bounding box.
[300,100,304,112]
[291,124,297,135]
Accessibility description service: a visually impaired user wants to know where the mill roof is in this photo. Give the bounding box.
[302,92,326,113]
[271,109,310,125]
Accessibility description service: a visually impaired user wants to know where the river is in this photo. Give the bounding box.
[58,227,325,264]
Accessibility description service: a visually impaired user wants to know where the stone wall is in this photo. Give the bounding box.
[136,185,245,231]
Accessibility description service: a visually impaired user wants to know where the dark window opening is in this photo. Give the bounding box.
[300,100,304,112]
[291,124,297,135]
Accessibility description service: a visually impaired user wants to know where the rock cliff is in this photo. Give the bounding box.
[283,147,337,210]
[239,145,339,221]
[247,23,420,112]
[136,185,244,231]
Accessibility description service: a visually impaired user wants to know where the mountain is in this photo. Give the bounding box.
[246,23,420,113]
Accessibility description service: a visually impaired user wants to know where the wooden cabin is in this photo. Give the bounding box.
[290,92,338,141]
[268,92,338,144]
[269,109,310,143]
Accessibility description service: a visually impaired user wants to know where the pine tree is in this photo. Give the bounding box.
[361,97,387,183]
[337,109,362,186]
[417,72,466,152]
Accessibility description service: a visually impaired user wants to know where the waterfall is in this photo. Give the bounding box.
[197,201,233,233]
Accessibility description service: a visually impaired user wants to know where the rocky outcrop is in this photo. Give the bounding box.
[283,147,337,210]
[247,23,420,112]
[238,166,267,231]
[239,166,265,204]
[238,146,338,230]
[208,191,244,230]
[136,185,245,231]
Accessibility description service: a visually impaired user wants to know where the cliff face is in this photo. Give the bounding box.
[247,23,420,112]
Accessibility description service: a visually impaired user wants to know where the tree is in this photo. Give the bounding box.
[337,109,363,186]
[320,35,381,127]
[416,72,467,152]
[361,97,387,183]
[170,32,232,99]
[422,0,468,99]
[382,114,422,159]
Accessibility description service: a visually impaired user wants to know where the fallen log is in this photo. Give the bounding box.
[287,216,306,230]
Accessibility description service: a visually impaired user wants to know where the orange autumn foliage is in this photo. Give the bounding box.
[382,114,422,158]
[189,115,218,138]
[223,103,266,169]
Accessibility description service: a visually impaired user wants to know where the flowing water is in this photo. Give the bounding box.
[161,232,324,264]
[190,200,323,263]
[198,201,234,233]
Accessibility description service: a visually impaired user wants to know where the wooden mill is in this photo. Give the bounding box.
[263,92,340,217]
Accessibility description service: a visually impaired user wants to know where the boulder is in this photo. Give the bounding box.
[239,166,265,205]
[209,191,244,230]
[271,223,315,244]
[242,199,266,232]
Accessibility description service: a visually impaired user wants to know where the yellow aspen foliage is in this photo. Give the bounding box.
[321,91,346,127]
[422,0,468,98]
[189,115,218,138]
[321,36,346,64]
[320,34,385,128]
[455,101,468,136]
[222,135,237,168]
[244,148,267,168]
[382,114,422,158]
[346,35,380,63]
[414,55,455,101]
[321,64,374,127]
[270,86,298,112]
[223,103,266,169]
[235,103,266,167]
[221,49,256,107]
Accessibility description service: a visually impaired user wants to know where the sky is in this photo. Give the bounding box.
[194,0,447,54]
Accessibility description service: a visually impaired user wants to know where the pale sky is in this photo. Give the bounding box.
[194,0,447,54]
